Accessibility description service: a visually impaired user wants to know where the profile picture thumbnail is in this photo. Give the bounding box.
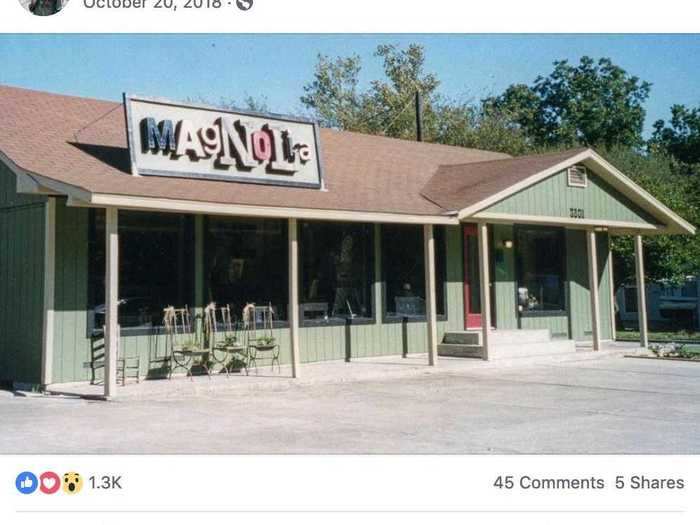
[19,0,69,16]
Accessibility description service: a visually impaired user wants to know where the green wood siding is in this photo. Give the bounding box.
[491,225,613,342]
[0,162,46,384]
[492,224,518,329]
[49,212,464,384]
[520,314,569,338]
[443,225,465,331]
[484,169,658,225]
[565,230,613,341]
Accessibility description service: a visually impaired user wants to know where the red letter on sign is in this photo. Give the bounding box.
[252,130,272,162]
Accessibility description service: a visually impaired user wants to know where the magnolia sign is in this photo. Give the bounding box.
[124,95,323,188]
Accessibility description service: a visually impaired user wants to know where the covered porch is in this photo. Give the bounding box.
[29,147,695,399]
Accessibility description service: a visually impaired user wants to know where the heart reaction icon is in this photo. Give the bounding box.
[39,471,61,495]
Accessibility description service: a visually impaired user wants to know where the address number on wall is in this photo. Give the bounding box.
[569,208,585,219]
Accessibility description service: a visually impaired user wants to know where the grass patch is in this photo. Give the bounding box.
[616,330,700,343]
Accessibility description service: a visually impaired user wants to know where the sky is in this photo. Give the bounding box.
[1,34,699,137]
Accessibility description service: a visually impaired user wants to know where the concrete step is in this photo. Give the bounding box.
[488,339,576,361]
[442,329,552,346]
[437,343,484,359]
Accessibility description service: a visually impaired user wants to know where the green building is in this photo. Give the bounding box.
[0,86,695,396]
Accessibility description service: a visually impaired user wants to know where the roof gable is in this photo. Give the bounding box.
[422,148,695,235]
[481,168,660,226]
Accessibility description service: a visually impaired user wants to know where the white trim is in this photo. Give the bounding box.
[68,194,459,225]
[25,172,93,203]
[424,224,438,366]
[587,230,602,351]
[457,150,592,220]
[16,171,61,196]
[472,211,660,232]
[288,218,301,378]
[635,235,649,348]
[458,149,696,235]
[607,234,617,341]
[104,208,119,398]
[40,198,56,387]
[478,222,492,361]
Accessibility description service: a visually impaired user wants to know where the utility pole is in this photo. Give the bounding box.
[415,90,423,142]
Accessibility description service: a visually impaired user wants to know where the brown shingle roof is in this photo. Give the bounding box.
[0,85,510,217]
[421,148,589,212]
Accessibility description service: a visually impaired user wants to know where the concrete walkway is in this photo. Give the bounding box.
[2,347,698,454]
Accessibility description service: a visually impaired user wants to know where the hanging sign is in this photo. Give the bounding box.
[124,95,324,189]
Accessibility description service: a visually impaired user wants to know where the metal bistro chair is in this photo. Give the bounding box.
[204,303,248,377]
[243,303,281,374]
[163,306,211,381]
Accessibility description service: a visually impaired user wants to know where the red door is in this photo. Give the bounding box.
[463,224,482,329]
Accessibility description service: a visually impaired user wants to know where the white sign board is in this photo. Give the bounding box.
[124,95,324,189]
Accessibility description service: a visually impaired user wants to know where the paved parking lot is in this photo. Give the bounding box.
[1,355,699,454]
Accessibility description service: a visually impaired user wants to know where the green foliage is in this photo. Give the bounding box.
[300,53,365,130]
[602,146,700,285]
[651,104,700,166]
[298,45,698,286]
[485,57,651,149]
[433,99,536,156]
[301,43,529,151]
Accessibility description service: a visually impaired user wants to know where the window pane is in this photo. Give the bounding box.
[383,225,446,319]
[516,226,565,313]
[300,221,373,322]
[624,287,638,313]
[88,210,195,331]
[205,217,288,322]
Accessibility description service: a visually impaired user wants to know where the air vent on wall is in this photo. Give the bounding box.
[567,165,588,188]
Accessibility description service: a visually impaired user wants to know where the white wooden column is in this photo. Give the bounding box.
[373,224,383,335]
[288,218,301,377]
[607,235,617,341]
[423,224,438,366]
[104,208,119,398]
[634,234,649,348]
[40,198,56,388]
[194,215,205,312]
[586,230,601,351]
[477,223,492,360]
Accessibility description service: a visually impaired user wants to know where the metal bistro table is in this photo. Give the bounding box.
[163,306,211,380]
[204,303,249,376]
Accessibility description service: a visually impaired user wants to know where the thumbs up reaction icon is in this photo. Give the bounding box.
[15,472,38,495]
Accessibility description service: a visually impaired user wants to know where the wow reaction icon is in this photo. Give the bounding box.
[62,472,83,494]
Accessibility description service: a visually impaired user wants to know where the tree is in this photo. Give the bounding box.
[301,43,532,152]
[485,57,652,150]
[300,53,366,131]
[602,146,700,286]
[433,99,536,156]
[650,104,700,166]
[302,44,442,140]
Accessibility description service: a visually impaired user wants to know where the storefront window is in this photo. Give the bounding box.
[299,221,374,323]
[205,217,288,323]
[88,210,195,333]
[382,225,446,320]
[515,226,566,313]
[624,286,638,313]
